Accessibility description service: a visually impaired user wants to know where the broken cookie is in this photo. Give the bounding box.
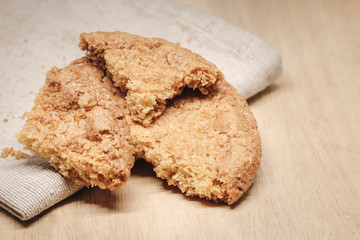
[79,31,224,126]
[129,81,261,205]
[18,58,135,190]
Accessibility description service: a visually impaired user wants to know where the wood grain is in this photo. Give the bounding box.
[1,0,359,239]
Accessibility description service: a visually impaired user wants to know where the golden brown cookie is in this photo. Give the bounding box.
[18,58,135,190]
[79,31,224,126]
[129,81,261,205]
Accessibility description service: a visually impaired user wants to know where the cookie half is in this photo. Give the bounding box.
[79,31,224,126]
[129,81,261,205]
[18,58,135,190]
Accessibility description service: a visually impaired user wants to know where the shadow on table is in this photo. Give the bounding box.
[130,159,258,209]
[131,158,157,178]
[160,176,257,209]
[0,187,86,227]
[247,83,279,105]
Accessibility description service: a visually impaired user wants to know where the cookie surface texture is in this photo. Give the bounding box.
[79,31,224,126]
[18,58,135,190]
[130,81,261,205]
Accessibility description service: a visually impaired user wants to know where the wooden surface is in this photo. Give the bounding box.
[1,0,359,239]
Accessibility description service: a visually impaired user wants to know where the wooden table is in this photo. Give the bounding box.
[1,0,359,239]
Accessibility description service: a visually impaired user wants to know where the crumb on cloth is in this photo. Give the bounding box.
[1,147,29,160]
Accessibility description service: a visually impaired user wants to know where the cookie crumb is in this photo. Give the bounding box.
[3,118,8,122]
[1,148,13,158]
[1,147,30,159]
[20,112,28,120]
[14,150,30,160]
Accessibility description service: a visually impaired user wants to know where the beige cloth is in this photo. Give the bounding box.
[0,158,83,221]
[0,0,281,221]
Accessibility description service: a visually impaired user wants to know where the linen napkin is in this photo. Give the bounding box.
[0,0,282,221]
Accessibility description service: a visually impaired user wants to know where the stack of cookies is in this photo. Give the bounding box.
[18,32,261,205]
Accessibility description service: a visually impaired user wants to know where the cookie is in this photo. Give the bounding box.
[79,31,224,126]
[18,58,135,190]
[129,81,261,205]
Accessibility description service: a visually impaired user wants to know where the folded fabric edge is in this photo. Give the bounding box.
[244,53,282,99]
[0,184,84,221]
